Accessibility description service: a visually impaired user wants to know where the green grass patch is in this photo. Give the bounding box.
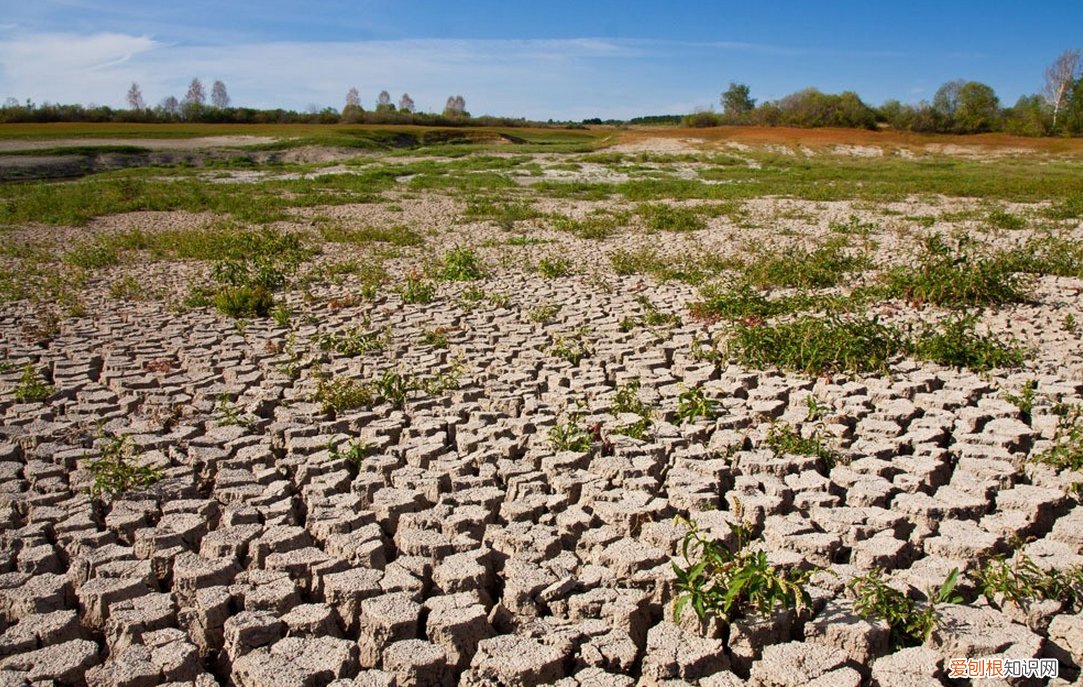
[884,234,1028,307]
[635,203,707,232]
[317,221,424,247]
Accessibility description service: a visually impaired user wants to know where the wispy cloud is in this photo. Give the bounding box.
[0,32,912,117]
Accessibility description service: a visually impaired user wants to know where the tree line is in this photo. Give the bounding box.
[0,79,529,127]
[685,49,1083,136]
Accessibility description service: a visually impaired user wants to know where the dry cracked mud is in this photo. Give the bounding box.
[1,135,1082,687]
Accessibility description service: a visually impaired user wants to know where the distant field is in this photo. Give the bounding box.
[0,122,610,151]
[3,122,1082,156]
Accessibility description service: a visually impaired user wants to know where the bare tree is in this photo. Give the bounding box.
[184,78,206,106]
[211,80,230,109]
[444,95,466,117]
[398,93,415,113]
[345,87,361,110]
[160,96,180,117]
[376,90,393,112]
[3,97,18,109]
[1044,49,1082,130]
[126,82,145,110]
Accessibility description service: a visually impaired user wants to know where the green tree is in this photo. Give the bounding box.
[931,79,965,130]
[721,82,755,118]
[1003,94,1049,136]
[1064,78,1083,134]
[954,81,1000,133]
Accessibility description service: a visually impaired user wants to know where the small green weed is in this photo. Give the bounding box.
[764,422,840,467]
[1002,379,1037,422]
[373,370,416,409]
[728,315,903,375]
[215,394,254,428]
[742,237,868,289]
[530,303,561,323]
[462,198,540,229]
[550,330,593,365]
[86,433,164,501]
[986,208,1026,230]
[1064,314,1079,334]
[676,385,718,425]
[213,285,274,318]
[971,552,1083,612]
[109,275,152,301]
[312,374,374,414]
[849,567,961,649]
[271,304,291,326]
[399,275,436,304]
[613,378,650,418]
[12,364,54,403]
[420,328,450,348]
[829,215,877,236]
[318,326,386,357]
[909,314,1024,371]
[884,234,1026,307]
[1034,405,1083,472]
[672,517,815,623]
[438,247,486,281]
[327,438,371,470]
[636,203,706,232]
[549,409,593,453]
[537,257,571,278]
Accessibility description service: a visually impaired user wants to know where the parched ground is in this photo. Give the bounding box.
[0,129,1082,687]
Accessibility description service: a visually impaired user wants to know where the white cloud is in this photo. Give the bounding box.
[0,32,158,104]
[0,32,909,118]
[0,32,665,117]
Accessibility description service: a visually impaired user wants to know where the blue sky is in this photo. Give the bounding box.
[1,1,1081,120]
